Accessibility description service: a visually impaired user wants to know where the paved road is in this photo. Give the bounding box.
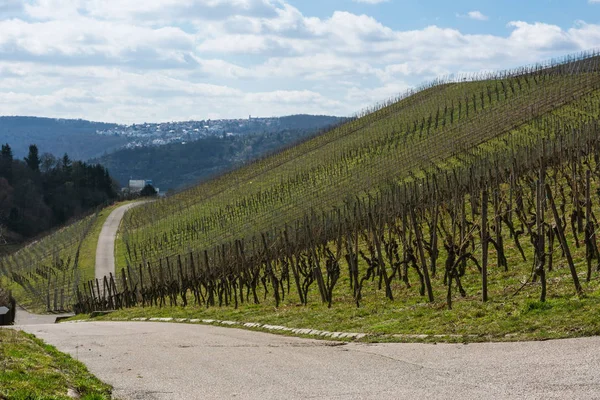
[14,305,72,325]
[20,321,600,400]
[95,202,145,282]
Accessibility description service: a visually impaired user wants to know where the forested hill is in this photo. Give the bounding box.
[0,144,118,241]
[94,123,343,191]
[0,117,125,160]
[0,115,344,164]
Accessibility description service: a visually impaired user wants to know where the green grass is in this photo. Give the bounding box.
[74,285,600,343]
[0,329,112,399]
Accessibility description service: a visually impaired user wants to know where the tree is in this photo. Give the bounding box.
[0,144,13,182]
[24,145,40,171]
[0,177,14,222]
[61,153,72,174]
[140,184,157,197]
[40,153,57,174]
[1,144,12,161]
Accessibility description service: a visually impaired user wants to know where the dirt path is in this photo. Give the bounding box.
[20,321,600,400]
[95,202,145,282]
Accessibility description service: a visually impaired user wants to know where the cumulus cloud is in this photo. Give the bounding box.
[0,0,597,123]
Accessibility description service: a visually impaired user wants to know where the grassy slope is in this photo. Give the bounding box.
[0,329,112,399]
[121,71,600,266]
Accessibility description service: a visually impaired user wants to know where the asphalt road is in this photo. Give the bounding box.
[95,202,145,282]
[13,305,72,325]
[20,321,600,400]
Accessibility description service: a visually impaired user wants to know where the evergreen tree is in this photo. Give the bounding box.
[61,153,71,169]
[24,145,40,171]
[0,144,13,182]
[1,144,12,161]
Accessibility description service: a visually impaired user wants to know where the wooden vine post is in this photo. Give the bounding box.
[545,184,583,296]
[584,170,598,281]
[481,189,489,302]
[410,207,434,302]
[536,165,546,302]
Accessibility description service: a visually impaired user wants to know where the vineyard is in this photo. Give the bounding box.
[5,52,600,333]
[0,213,98,312]
[69,50,600,318]
[120,53,600,264]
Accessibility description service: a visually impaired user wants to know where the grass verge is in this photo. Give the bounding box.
[67,275,600,344]
[0,328,112,399]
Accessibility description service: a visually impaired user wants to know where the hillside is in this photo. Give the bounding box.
[0,117,125,160]
[6,52,600,332]
[0,115,343,189]
[93,120,344,191]
[0,115,343,161]
[121,53,600,264]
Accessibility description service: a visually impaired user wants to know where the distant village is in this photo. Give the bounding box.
[95,116,281,149]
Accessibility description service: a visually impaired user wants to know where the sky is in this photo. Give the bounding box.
[0,0,599,124]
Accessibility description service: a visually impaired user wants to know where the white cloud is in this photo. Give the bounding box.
[457,11,489,21]
[0,0,596,123]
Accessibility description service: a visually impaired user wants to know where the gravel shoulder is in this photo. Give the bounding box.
[20,321,600,400]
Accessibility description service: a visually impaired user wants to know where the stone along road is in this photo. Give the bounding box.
[21,321,600,400]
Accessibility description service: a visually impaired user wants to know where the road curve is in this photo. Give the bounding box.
[13,305,72,325]
[20,321,600,400]
[95,202,145,282]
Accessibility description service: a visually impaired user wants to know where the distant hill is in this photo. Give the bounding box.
[0,115,343,165]
[0,116,127,159]
[94,118,345,190]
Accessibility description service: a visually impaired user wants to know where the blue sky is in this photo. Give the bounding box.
[293,1,597,33]
[0,0,598,123]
